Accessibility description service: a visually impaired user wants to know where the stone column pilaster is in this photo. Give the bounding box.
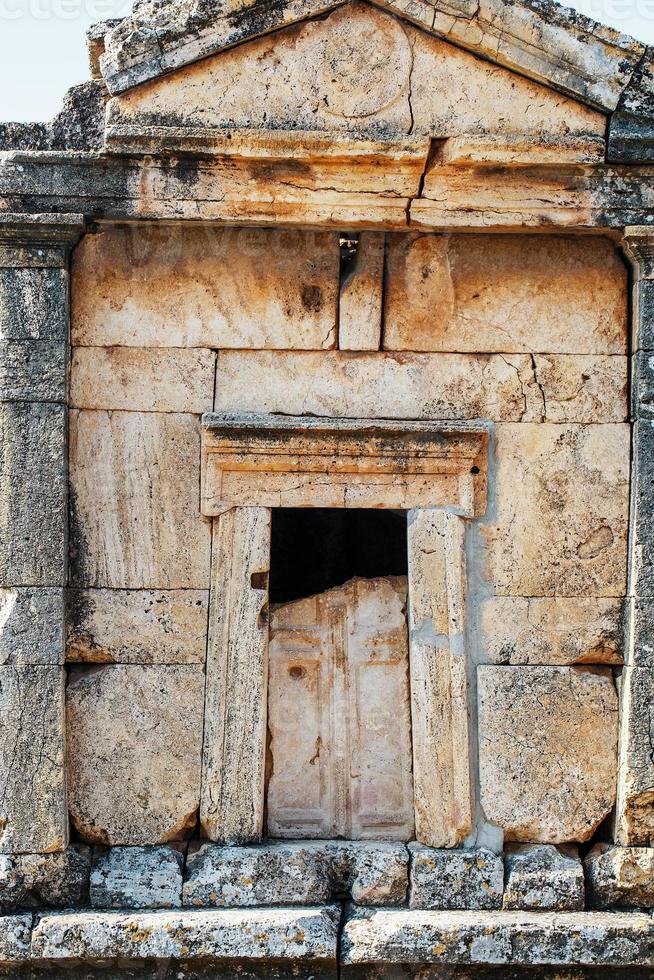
[617,227,654,845]
[0,213,85,853]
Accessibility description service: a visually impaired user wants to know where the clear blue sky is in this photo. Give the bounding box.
[0,0,653,122]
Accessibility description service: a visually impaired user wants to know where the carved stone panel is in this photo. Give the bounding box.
[267,576,414,841]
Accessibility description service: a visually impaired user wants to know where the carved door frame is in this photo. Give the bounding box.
[199,412,488,847]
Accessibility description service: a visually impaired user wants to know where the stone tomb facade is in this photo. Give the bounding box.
[1,0,654,974]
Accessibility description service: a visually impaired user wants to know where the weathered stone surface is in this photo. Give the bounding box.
[90,846,183,909]
[0,403,66,588]
[66,665,204,845]
[383,234,627,355]
[32,906,340,962]
[0,667,67,854]
[481,424,630,597]
[0,340,66,403]
[341,908,654,967]
[608,47,654,163]
[503,845,584,911]
[409,846,503,911]
[0,915,31,964]
[479,597,624,666]
[183,841,408,908]
[339,233,384,352]
[629,419,654,599]
[629,600,654,667]
[69,410,211,589]
[72,225,338,350]
[0,847,90,911]
[584,844,654,909]
[478,667,618,843]
[407,511,471,848]
[0,268,67,340]
[268,577,413,841]
[616,667,654,846]
[70,348,216,413]
[201,508,270,845]
[66,589,208,665]
[213,351,624,423]
[0,588,64,665]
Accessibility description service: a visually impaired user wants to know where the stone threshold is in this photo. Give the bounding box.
[0,908,653,971]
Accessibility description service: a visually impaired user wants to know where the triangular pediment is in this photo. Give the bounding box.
[106,1,606,159]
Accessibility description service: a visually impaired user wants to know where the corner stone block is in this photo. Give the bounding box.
[0,667,67,854]
[0,846,90,911]
[66,665,204,846]
[0,588,64,665]
[503,844,584,911]
[585,843,654,908]
[478,666,618,843]
[0,403,67,587]
[90,846,183,909]
[0,340,67,403]
[408,846,503,910]
[0,267,68,341]
[616,666,654,846]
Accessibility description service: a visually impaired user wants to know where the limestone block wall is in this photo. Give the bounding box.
[66,221,629,850]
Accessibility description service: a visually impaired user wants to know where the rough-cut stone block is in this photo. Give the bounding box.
[0,915,31,964]
[0,667,67,854]
[66,589,208,664]
[616,667,654,846]
[608,47,654,164]
[479,597,624,666]
[630,600,654,666]
[0,268,67,340]
[32,906,340,962]
[341,908,654,967]
[0,403,66,587]
[478,667,618,843]
[339,233,384,351]
[584,844,654,909]
[630,419,654,599]
[214,351,623,423]
[503,845,584,911]
[408,846,503,911]
[71,347,216,413]
[268,577,414,841]
[67,665,204,845]
[383,234,627,355]
[72,225,338,350]
[90,846,183,909]
[0,588,64,665]
[183,841,408,908]
[69,411,211,589]
[481,424,630,597]
[0,846,90,911]
[636,278,654,351]
[0,340,67,403]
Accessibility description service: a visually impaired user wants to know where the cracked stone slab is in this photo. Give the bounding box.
[0,847,90,911]
[503,844,584,911]
[409,846,503,911]
[31,906,341,962]
[90,846,183,909]
[341,908,654,966]
[0,588,64,666]
[584,844,654,909]
[183,841,408,908]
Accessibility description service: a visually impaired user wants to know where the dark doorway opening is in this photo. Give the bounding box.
[269,508,408,605]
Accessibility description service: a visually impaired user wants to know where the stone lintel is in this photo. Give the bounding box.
[201,414,488,517]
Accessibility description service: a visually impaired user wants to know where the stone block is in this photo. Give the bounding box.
[635,278,654,351]
[630,419,654,599]
[478,667,618,843]
[0,666,67,854]
[214,351,623,423]
[408,846,503,911]
[69,410,211,589]
[0,846,90,911]
[66,589,208,665]
[70,347,216,413]
[90,846,183,909]
[383,234,627,355]
[479,597,624,666]
[0,403,67,588]
[0,268,67,340]
[339,233,384,351]
[0,340,67,403]
[72,225,339,350]
[66,665,204,845]
[0,588,64,665]
[503,844,584,911]
[584,844,654,909]
[481,424,630,597]
[616,667,654,846]
[31,906,340,962]
[184,841,408,908]
[629,600,654,666]
[341,908,654,968]
[0,915,31,965]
